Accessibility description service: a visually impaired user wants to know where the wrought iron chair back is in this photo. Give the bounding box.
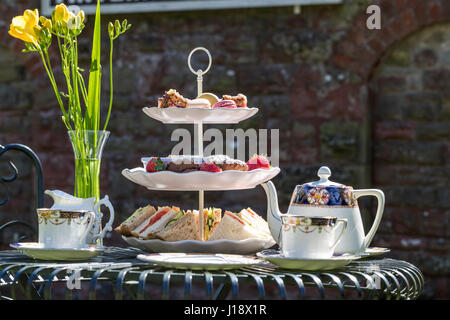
[0,144,43,243]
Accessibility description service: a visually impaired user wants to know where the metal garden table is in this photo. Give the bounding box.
[0,246,424,300]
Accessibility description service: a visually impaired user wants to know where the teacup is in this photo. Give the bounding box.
[280,215,347,259]
[37,209,96,249]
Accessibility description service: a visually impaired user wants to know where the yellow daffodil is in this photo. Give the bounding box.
[40,16,52,30]
[53,4,71,23]
[8,9,41,46]
[77,10,85,24]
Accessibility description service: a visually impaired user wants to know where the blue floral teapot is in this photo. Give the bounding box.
[261,166,385,254]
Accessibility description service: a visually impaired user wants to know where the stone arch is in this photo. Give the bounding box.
[333,0,450,80]
[367,22,450,300]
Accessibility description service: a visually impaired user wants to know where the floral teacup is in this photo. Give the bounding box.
[281,215,347,259]
[37,209,96,249]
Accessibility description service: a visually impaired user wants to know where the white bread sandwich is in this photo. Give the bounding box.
[207,210,270,241]
[203,207,222,240]
[114,205,156,237]
[155,209,201,241]
[239,208,272,238]
[131,206,182,239]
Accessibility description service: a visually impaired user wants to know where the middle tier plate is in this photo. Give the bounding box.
[121,167,280,191]
[143,106,259,124]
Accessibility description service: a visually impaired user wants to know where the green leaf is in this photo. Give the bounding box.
[86,0,102,130]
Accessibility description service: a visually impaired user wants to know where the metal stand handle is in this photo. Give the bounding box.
[187,47,212,241]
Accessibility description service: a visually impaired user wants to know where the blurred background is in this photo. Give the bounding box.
[0,0,448,299]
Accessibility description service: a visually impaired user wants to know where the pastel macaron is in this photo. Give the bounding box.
[212,100,237,109]
[186,98,211,109]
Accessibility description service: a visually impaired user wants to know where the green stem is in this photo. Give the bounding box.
[71,37,82,131]
[40,50,72,130]
[77,69,89,114]
[103,37,114,131]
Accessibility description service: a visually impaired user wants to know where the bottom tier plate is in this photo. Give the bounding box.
[122,236,276,255]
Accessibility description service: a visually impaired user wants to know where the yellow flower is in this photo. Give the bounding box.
[77,10,85,24]
[67,15,81,31]
[53,4,71,23]
[8,9,41,46]
[40,16,52,30]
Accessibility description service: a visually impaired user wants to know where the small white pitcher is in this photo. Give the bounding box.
[44,190,115,245]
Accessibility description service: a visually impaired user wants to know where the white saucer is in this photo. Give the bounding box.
[256,250,361,271]
[357,247,390,258]
[10,242,105,261]
[137,253,261,270]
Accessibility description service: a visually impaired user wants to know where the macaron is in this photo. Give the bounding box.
[212,100,237,109]
[186,98,211,109]
[196,92,220,106]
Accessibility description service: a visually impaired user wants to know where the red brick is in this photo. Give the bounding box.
[429,2,442,22]
[346,27,368,48]
[406,0,424,8]
[378,0,396,18]
[401,9,418,33]
[414,2,430,27]
[393,0,409,11]
[332,53,353,69]
[289,146,318,164]
[367,36,386,56]
[440,0,450,19]
[387,16,408,40]
[374,121,416,140]
[290,87,318,119]
[319,83,367,121]
[376,75,407,93]
[24,53,41,70]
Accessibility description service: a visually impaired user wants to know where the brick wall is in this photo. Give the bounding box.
[0,0,448,299]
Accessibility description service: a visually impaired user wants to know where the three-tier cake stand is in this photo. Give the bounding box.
[121,48,279,253]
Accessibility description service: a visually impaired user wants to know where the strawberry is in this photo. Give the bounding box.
[246,155,271,170]
[200,162,223,173]
[145,157,165,172]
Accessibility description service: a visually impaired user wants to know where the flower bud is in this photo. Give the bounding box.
[108,22,114,38]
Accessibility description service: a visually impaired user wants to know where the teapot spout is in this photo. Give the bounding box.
[260,181,284,245]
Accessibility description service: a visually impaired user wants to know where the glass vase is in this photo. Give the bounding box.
[68,130,110,201]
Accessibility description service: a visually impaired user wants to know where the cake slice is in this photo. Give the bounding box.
[158,89,188,108]
[222,93,247,108]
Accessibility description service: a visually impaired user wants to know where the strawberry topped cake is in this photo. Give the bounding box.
[144,155,256,173]
[246,155,271,171]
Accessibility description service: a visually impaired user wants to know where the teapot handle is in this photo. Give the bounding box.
[352,189,385,249]
[92,195,115,241]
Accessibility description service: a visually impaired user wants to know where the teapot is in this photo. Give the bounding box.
[44,190,115,245]
[261,166,385,254]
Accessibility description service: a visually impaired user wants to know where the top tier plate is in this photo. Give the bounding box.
[143,107,259,124]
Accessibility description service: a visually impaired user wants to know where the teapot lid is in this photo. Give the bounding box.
[291,166,356,207]
[304,166,346,188]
